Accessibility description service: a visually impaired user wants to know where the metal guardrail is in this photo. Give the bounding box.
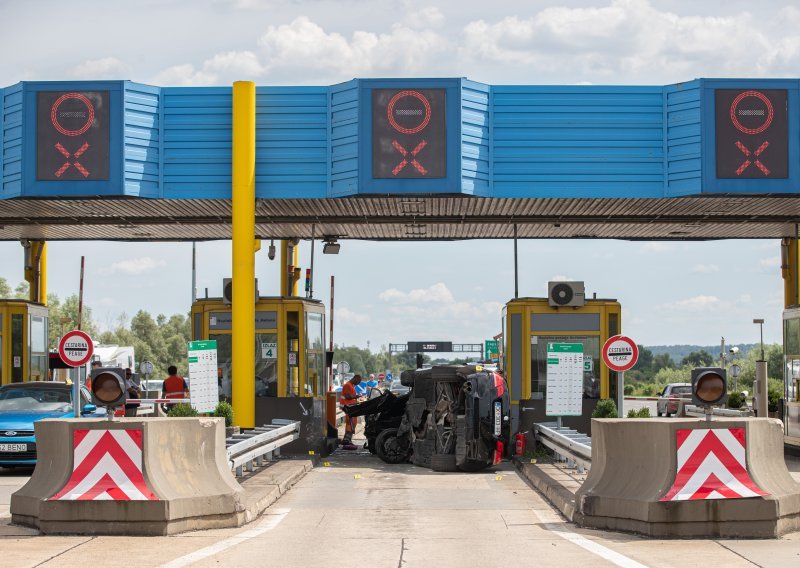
[225,419,301,477]
[685,405,754,418]
[533,422,592,472]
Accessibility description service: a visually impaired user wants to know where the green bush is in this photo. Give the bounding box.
[641,384,656,397]
[592,399,618,418]
[167,403,199,417]
[767,386,782,413]
[214,401,234,427]
[623,384,634,396]
[727,392,744,409]
[626,407,651,418]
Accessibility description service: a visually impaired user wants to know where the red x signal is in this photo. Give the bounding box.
[54,141,90,178]
[392,139,428,176]
[735,140,769,176]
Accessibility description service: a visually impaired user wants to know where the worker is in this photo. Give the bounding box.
[162,365,189,410]
[88,359,102,390]
[340,374,364,448]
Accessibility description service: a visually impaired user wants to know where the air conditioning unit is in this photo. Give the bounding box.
[223,278,259,305]
[548,281,586,307]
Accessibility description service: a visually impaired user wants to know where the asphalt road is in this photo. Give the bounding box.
[2,448,800,568]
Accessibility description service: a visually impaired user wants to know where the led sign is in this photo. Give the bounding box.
[715,89,787,179]
[407,341,453,352]
[372,88,446,179]
[36,91,109,181]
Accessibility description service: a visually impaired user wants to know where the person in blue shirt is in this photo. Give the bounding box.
[361,374,379,395]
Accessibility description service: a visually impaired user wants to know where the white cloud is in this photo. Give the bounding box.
[336,307,369,325]
[459,0,798,80]
[98,257,167,275]
[71,57,127,79]
[256,16,450,77]
[658,295,721,312]
[759,256,781,270]
[640,242,675,253]
[692,264,720,274]
[151,51,263,86]
[380,282,455,304]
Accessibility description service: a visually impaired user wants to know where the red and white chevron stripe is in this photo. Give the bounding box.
[50,429,158,501]
[660,428,768,501]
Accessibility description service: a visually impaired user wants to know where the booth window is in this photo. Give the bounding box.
[305,312,324,396]
[210,334,233,399]
[785,317,800,357]
[255,332,278,397]
[29,315,47,381]
[11,314,23,383]
[530,335,600,399]
[286,311,300,396]
[0,313,3,382]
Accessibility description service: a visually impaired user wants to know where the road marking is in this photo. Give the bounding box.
[160,508,290,568]
[532,508,649,568]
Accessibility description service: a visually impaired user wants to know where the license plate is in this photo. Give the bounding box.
[0,443,27,452]
[494,402,502,436]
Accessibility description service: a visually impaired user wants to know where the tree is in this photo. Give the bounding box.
[0,277,12,298]
[680,350,714,368]
[652,353,675,372]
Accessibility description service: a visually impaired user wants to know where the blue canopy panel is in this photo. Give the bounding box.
[1,78,797,200]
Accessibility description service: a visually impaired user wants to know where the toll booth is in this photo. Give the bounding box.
[783,308,800,447]
[191,296,329,453]
[501,290,622,435]
[0,300,49,385]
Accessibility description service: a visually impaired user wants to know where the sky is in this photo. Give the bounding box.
[0,0,796,350]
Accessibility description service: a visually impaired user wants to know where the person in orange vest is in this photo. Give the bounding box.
[162,365,189,409]
[341,374,365,448]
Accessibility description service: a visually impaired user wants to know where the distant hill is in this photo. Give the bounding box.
[645,344,759,364]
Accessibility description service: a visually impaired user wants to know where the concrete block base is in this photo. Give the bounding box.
[574,418,800,538]
[10,418,310,535]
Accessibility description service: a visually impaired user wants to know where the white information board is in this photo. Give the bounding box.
[546,343,584,417]
[261,342,277,359]
[188,340,220,414]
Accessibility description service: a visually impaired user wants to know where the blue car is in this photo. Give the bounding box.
[0,382,101,467]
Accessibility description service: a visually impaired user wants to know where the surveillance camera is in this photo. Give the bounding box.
[729,346,740,354]
[267,244,276,260]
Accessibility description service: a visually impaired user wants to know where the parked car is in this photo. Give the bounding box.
[0,382,102,467]
[361,365,511,472]
[657,383,693,416]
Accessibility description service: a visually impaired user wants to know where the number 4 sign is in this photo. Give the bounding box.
[261,342,277,359]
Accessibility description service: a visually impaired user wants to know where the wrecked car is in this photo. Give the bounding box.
[346,365,510,472]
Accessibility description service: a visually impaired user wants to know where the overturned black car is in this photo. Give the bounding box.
[344,365,511,472]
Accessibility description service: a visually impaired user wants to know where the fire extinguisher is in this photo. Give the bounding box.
[515,432,526,456]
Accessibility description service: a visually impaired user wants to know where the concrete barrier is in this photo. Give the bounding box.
[11,417,246,535]
[574,417,800,537]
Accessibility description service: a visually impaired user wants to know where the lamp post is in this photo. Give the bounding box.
[753,318,765,360]
[753,318,767,417]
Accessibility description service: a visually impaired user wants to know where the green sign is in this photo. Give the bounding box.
[547,343,583,354]
[484,340,499,360]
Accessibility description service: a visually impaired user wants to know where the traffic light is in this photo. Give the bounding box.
[691,367,728,407]
[91,367,127,411]
[416,353,424,369]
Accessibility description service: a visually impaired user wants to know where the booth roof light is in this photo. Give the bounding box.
[323,238,340,254]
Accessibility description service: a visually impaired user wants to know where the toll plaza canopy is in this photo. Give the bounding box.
[1,77,800,241]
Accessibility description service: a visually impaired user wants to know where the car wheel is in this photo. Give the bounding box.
[375,428,410,464]
[657,410,663,417]
[665,411,672,417]
[430,453,458,472]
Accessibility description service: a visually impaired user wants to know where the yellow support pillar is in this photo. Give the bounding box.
[291,241,300,296]
[231,81,256,429]
[23,241,47,304]
[38,242,47,306]
[280,240,290,297]
[782,237,799,308]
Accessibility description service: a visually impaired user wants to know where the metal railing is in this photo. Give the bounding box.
[225,419,301,477]
[533,422,592,472]
[684,405,754,418]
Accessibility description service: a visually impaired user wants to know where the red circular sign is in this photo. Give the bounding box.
[387,90,432,134]
[602,335,639,372]
[729,90,773,135]
[50,93,95,137]
[58,330,94,367]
